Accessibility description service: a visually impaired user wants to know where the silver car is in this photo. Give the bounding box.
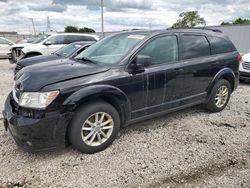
[0,37,14,58]
[239,53,250,82]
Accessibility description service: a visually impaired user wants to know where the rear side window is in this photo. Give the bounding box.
[182,35,210,59]
[65,35,96,44]
[209,36,236,54]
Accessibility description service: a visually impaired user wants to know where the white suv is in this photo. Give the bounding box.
[239,53,250,82]
[10,33,99,63]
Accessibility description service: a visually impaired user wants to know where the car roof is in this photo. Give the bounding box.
[117,28,228,39]
[51,33,99,39]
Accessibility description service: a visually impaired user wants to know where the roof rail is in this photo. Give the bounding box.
[167,27,222,33]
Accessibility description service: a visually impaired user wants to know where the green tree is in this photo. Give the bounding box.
[232,18,250,25]
[78,27,95,33]
[221,22,231,26]
[220,18,250,26]
[64,26,79,32]
[172,11,206,28]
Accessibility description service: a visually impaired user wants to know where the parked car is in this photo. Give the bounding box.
[0,37,14,58]
[14,41,94,74]
[10,33,99,63]
[10,35,50,63]
[3,29,239,154]
[239,53,250,82]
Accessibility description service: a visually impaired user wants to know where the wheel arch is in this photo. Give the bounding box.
[63,85,131,126]
[23,51,42,58]
[207,68,236,99]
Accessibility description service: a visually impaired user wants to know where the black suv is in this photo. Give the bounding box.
[3,29,239,153]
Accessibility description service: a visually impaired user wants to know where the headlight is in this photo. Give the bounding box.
[19,90,59,109]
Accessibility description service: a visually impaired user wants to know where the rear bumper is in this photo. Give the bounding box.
[2,93,74,153]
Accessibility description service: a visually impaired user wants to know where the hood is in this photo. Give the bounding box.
[15,59,110,91]
[242,53,250,63]
[12,43,31,48]
[18,54,63,67]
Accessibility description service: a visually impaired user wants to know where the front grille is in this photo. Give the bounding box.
[14,64,24,74]
[12,47,24,63]
[242,62,250,70]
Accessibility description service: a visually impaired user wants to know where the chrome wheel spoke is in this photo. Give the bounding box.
[102,125,113,130]
[82,127,92,131]
[85,120,95,127]
[89,133,97,145]
[97,133,102,143]
[83,130,95,141]
[101,119,112,126]
[100,130,108,138]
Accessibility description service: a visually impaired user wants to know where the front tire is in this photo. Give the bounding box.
[204,79,231,112]
[68,101,120,154]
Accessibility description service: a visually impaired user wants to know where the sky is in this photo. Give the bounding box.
[0,0,250,34]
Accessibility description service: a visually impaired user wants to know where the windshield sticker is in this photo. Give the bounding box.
[127,35,145,40]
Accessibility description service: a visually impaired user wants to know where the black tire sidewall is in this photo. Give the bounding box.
[68,101,120,154]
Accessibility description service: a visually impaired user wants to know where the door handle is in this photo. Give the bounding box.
[173,68,184,73]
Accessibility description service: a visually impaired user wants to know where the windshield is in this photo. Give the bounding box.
[75,32,146,65]
[55,43,82,57]
[32,35,50,44]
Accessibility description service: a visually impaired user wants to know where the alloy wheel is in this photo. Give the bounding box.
[81,112,114,147]
[215,85,229,108]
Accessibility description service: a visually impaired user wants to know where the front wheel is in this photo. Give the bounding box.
[68,101,120,154]
[204,79,231,112]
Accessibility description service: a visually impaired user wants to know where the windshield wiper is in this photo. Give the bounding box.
[76,57,97,64]
[53,52,62,57]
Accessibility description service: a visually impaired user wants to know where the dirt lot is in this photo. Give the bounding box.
[0,59,249,188]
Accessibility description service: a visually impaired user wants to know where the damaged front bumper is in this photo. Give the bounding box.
[2,93,74,153]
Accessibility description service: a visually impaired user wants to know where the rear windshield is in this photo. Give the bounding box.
[208,36,236,54]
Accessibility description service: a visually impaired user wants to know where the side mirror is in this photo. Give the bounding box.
[8,42,13,46]
[44,41,52,46]
[128,55,151,74]
[135,55,151,67]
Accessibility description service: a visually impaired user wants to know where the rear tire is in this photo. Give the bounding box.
[204,79,231,112]
[68,101,120,154]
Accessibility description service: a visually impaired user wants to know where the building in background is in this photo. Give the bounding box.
[210,24,250,53]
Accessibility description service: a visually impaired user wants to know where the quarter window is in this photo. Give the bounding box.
[182,35,210,59]
[138,36,178,65]
[209,36,236,54]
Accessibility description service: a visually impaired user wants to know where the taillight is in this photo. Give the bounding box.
[237,54,242,62]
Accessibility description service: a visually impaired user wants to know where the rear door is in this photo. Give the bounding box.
[41,35,66,55]
[178,34,214,103]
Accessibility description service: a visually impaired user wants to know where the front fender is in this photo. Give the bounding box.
[63,84,131,123]
[207,68,237,99]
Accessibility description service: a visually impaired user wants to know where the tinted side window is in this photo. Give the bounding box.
[182,35,210,59]
[77,36,96,41]
[209,36,236,54]
[138,35,178,65]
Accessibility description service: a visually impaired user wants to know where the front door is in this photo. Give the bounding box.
[136,35,182,115]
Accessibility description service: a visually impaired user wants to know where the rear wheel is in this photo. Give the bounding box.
[204,79,231,112]
[68,101,120,153]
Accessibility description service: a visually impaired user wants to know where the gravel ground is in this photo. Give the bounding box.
[0,59,249,188]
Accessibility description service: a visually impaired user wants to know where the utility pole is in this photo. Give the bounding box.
[47,16,51,32]
[29,18,36,36]
[101,0,104,38]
